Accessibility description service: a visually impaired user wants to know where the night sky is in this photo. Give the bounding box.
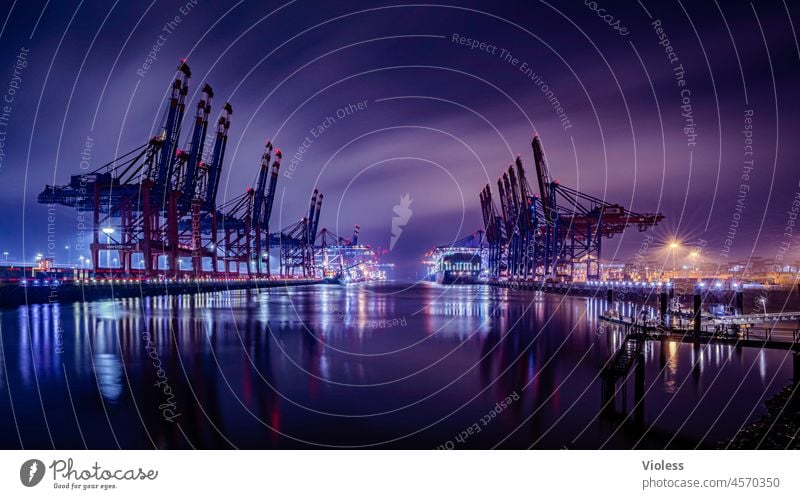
[0,0,798,275]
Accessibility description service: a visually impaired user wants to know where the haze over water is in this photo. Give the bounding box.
[0,282,791,449]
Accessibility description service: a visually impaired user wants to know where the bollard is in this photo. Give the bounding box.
[693,288,702,335]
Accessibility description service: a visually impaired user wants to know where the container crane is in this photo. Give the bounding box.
[478,136,664,282]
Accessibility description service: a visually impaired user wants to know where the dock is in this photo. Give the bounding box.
[598,311,800,418]
[0,277,327,308]
[599,312,800,350]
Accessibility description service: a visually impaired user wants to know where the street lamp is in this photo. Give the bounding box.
[65,245,71,265]
[2,251,7,263]
[669,241,680,278]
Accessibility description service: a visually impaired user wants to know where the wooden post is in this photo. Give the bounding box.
[659,291,668,325]
[633,352,645,425]
[693,288,702,335]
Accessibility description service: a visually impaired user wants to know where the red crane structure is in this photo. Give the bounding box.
[37,60,361,280]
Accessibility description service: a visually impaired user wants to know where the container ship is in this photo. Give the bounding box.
[426,250,482,285]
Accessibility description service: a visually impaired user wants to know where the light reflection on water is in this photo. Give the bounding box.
[94,354,123,401]
[0,282,792,449]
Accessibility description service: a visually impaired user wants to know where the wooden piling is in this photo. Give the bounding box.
[693,291,702,335]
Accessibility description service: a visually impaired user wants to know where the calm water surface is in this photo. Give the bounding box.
[0,282,792,449]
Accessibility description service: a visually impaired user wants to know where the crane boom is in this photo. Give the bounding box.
[262,149,281,228]
[307,190,318,242]
[311,193,323,242]
[532,135,552,215]
[181,83,213,209]
[156,61,191,188]
[205,102,231,210]
[252,140,273,224]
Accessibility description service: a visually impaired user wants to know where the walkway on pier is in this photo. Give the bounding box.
[598,312,800,418]
[599,314,800,351]
[715,311,800,325]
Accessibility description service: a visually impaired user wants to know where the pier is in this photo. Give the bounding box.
[599,312,800,350]
[598,310,800,419]
[0,277,326,307]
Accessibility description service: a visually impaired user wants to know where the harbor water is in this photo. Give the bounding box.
[0,282,792,449]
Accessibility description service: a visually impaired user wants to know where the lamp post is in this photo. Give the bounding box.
[2,251,7,263]
[669,241,680,279]
[101,227,114,268]
[65,245,71,265]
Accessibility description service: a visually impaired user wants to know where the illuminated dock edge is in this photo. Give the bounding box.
[0,277,329,307]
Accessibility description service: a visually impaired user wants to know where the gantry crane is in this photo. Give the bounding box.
[480,136,664,282]
[38,59,368,280]
[38,60,269,279]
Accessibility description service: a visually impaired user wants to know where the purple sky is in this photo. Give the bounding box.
[0,1,798,275]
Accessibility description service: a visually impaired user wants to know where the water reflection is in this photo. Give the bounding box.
[0,283,791,449]
[94,354,123,401]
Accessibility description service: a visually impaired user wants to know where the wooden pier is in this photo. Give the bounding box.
[598,311,800,418]
[599,313,800,350]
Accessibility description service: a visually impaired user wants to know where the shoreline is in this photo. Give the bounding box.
[485,280,800,313]
[725,383,800,449]
[0,278,328,308]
